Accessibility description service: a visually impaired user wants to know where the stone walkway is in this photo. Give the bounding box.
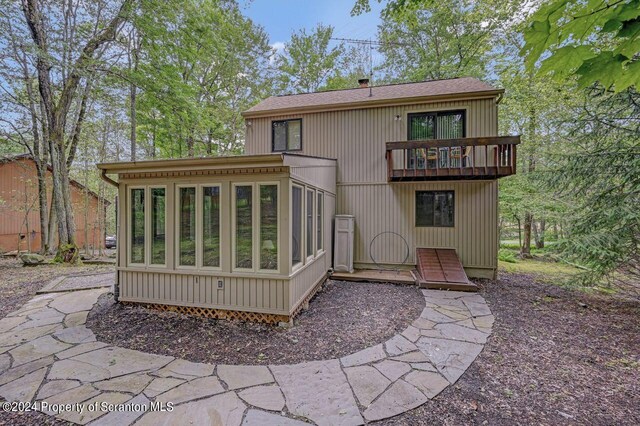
[37,272,114,294]
[0,287,493,425]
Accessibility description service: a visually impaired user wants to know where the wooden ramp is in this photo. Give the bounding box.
[416,248,478,292]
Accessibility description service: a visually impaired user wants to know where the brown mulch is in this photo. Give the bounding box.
[380,273,640,425]
[86,280,424,365]
[0,257,113,319]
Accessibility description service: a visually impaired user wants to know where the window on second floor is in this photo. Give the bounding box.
[272,119,302,152]
[408,110,466,170]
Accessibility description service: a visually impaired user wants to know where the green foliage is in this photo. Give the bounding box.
[130,0,273,157]
[275,24,345,93]
[374,0,518,81]
[522,0,640,91]
[544,87,640,285]
[499,248,518,263]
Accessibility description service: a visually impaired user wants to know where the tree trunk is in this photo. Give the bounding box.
[535,219,546,249]
[130,83,137,161]
[522,212,533,257]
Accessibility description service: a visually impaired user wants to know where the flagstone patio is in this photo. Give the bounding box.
[0,285,493,425]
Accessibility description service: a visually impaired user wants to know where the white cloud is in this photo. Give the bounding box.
[269,41,286,64]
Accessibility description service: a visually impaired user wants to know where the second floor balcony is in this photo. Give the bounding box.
[385,136,520,182]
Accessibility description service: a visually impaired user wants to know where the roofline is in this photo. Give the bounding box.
[242,89,504,119]
[1,154,111,205]
[97,154,284,172]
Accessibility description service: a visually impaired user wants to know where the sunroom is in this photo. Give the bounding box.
[97,154,336,323]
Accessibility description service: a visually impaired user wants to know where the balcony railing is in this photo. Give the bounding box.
[385,136,520,181]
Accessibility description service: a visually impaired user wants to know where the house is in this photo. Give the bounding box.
[0,154,109,253]
[97,77,519,324]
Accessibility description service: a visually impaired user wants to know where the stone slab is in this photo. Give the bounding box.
[363,379,427,422]
[137,392,245,426]
[55,392,132,425]
[238,384,285,412]
[391,351,430,363]
[48,359,112,382]
[401,325,421,343]
[0,356,53,386]
[271,359,363,426]
[9,335,71,366]
[0,324,60,347]
[340,344,386,368]
[64,311,89,328]
[70,346,173,377]
[55,342,109,360]
[143,377,185,398]
[0,367,47,402]
[344,365,390,407]
[37,379,81,400]
[0,354,10,375]
[404,370,450,398]
[242,409,309,426]
[156,358,215,380]
[155,376,225,405]
[90,393,150,426]
[416,337,484,383]
[41,384,100,414]
[374,359,411,382]
[49,288,106,314]
[0,316,27,332]
[94,373,153,394]
[384,335,417,356]
[53,326,96,344]
[217,364,274,390]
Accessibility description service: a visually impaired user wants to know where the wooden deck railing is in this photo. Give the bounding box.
[385,136,520,181]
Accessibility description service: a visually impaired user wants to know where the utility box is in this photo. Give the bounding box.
[334,215,354,273]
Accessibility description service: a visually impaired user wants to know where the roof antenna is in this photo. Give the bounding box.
[369,37,373,97]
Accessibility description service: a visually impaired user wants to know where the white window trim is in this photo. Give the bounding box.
[316,191,324,256]
[200,183,223,271]
[257,182,281,274]
[175,184,199,270]
[291,182,304,273]
[128,185,147,267]
[232,183,256,273]
[148,185,167,268]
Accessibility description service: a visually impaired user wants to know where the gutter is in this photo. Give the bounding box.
[100,169,119,188]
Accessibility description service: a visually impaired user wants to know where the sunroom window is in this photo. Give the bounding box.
[235,185,253,269]
[150,188,166,265]
[306,189,314,258]
[130,188,145,264]
[292,185,302,266]
[317,192,323,252]
[178,187,197,266]
[259,184,278,270]
[202,186,221,268]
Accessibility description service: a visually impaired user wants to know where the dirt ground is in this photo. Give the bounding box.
[1,259,639,425]
[87,280,424,365]
[0,257,113,318]
[381,273,640,425]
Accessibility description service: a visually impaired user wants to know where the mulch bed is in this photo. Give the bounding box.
[381,273,640,425]
[86,280,424,365]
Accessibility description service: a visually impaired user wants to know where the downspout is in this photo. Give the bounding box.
[496,92,504,104]
[99,169,120,301]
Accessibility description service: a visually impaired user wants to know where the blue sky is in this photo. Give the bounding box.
[242,0,385,50]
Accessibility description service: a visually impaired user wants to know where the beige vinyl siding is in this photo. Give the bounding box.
[118,271,289,314]
[244,97,498,184]
[289,251,329,313]
[245,97,499,276]
[337,181,498,271]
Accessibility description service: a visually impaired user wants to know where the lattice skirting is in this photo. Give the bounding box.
[120,302,290,325]
[120,274,329,325]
